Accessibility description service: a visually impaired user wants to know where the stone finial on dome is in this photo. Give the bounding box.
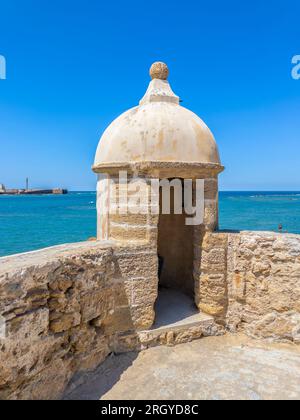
[140,62,179,105]
[150,62,169,80]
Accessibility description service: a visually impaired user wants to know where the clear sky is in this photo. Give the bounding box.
[0,0,299,191]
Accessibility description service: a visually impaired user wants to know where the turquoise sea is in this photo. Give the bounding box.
[1,191,300,257]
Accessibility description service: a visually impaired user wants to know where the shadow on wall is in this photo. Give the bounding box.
[63,352,138,400]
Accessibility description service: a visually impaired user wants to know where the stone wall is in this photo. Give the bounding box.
[2,229,300,399]
[196,231,300,344]
[0,241,158,400]
[97,174,159,244]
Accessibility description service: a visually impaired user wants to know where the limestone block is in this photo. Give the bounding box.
[198,302,225,317]
[123,277,158,306]
[129,304,155,330]
[112,283,130,307]
[69,325,97,354]
[49,312,81,334]
[75,345,110,373]
[228,271,247,301]
[114,251,158,279]
[201,232,228,251]
[25,287,49,310]
[0,333,69,392]
[102,306,135,335]
[252,261,271,277]
[48,295,67,312]
[57,278,73,292]
[239,235,257,251]
[109,202,158,216]
[6,308,49,341]
[200,248,227,273]
[268,280,300,312]
[203,200,218,231]
[281,237,300,257]
[111,332,140,353]
[110,223,153,242]
[80,289,114,323]
[6,358,74,400]
[271,252,295,263]
[246,312,300,343]
[204,178,218,200]
[138,318,225,349]
[109,212,158,226]
[224,301,244,332]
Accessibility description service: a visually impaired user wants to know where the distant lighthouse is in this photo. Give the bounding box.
[26,178,29,191]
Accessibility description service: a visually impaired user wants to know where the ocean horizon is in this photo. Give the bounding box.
[1,190,300,258]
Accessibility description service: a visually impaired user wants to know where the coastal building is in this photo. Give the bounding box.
[0,183,5,193]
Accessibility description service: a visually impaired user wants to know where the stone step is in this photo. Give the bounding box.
[138,311,224,349]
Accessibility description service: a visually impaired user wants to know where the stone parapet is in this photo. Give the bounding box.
[196,231,300,344]
[0,241,158,400]
[2,230,300,399]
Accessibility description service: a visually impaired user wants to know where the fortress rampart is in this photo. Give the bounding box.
[1,231,300,399]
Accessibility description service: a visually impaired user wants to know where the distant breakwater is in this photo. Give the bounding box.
[0,188,68,195]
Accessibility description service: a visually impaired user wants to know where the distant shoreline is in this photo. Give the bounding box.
[0,188,68,195]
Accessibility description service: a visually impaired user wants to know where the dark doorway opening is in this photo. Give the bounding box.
[157,179,195,298]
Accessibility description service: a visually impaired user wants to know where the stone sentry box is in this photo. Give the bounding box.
[93,62,224,330]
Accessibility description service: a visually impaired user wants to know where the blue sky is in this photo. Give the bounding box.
[0,0,299,191]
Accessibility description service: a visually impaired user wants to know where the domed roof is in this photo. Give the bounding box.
[93,62,222,172]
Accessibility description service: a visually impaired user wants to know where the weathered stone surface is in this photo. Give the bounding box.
[0,334,69,389]
[7,308,49,340]
[225,232,300,343]
[80,289,112,323]
[123,277,158,307]
[101,306,134,335]
[138,317,224,349]
[1,230,300,400]
[49,313,81,333]
[202,231,228,250]
[194,231,228,321]
[110,332,140,354]
[204,178,218,200]
[109,213,158,226]
[64,335,300,401]
[8,358,73,400]
[245,312,300,343]
[203,200,218,231]
[196,231,300,344]
[129,304,156,330]
[200,248,227,272]
[114,249,158,278]
[110,224,153,242]
[0,240,158,400]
